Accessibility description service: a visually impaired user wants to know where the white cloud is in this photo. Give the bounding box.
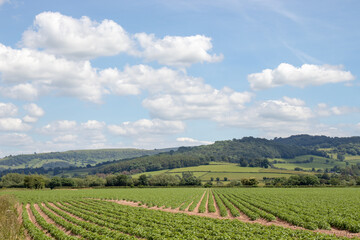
[21,12,133,60]
[42,120,77,134]
[22,115,38,123]
[316,103,359,117]
[53,134,78,143]
[0,83,39,101]
[176,137,213,146]
[135,33,223,67]
[0,118,30,131]
[0,43,103,103]
[108,118,185,137]
[248,63,355,90]
[81,120,105,130]
[0,133,33,147]
[143,88,253,120]
[23,103,44,117]
[258,97,312,121]
[0,102,18,117]
[213,97,315,137]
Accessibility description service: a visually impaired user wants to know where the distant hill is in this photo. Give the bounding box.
[94,136,327,175]
[0,148,176,170]
[273,134,360,148]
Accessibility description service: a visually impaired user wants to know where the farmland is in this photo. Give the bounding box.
[2,187,360,239]
[132,162,312,184]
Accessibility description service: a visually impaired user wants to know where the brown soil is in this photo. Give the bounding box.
[25,204,52,238]
[193,190,206,213]
[104,198,360,239]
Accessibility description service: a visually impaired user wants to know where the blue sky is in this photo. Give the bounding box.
[0,0,359,156]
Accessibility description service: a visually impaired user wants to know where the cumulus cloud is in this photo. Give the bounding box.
[23,103,44,117]
[143,88,253,120]
[81,120,106,130]
[0,83,39,101]
[0,102,18,117]
[20,12,223,67]
[248,63,355,90]
[0,44,103,103]
[213,97,315,137]
[21,12,133,60]
[41,120,77,134]
[0,133,33,147]
[315,103,359,117]
[0,118,30,131]
[135,33,223,67]
[108,119,185,137]
[176,137,213,146]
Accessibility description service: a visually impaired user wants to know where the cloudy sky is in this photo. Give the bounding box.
[0,0,359,156]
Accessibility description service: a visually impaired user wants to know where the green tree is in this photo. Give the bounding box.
[0,173,25,188]
[24,175,46,189]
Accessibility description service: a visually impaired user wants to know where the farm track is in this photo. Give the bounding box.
[105,195,360,239]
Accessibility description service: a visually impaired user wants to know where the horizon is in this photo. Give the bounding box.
[0,0,359,157]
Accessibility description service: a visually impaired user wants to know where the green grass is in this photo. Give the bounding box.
[133,161,314,183]
[271,155,347,170]
[201,172,295,181]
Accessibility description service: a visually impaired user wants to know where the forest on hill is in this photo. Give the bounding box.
[2,135,360,177]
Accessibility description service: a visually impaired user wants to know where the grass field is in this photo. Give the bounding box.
[1,187,359,239]
[133,162,314,185]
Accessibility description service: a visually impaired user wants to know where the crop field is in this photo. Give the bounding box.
[132,162,311,184]
[2,187,360,239]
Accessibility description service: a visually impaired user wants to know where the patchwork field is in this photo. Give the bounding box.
[2,187,360,239]
[132,162,313,184]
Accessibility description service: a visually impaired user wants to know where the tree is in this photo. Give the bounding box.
[180,172,201,186]
[337,153,345,161]
[49,177,62,189]
[224,177,228,181]
[138,174,149,186]
[0,173,25,188]
[241,178,258,186]
[24,175,46,189]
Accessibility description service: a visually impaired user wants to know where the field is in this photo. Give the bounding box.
[132,162,312,184]
[2,188,360,239]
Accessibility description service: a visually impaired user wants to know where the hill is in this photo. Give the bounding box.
[93,136,327,175]
[0,148,175,171]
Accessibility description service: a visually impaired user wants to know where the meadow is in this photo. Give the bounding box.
[1,187,360,239]
[132,161,310,184]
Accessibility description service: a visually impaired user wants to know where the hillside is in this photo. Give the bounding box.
[0,148,175,171]
[94,136,327,175]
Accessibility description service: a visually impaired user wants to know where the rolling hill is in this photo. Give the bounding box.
[0,148,176,171]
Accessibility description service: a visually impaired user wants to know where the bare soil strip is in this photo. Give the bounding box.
[204,191,209,213]
[193,190,206,213]
[25,204,53,238]
[105,198,360,239]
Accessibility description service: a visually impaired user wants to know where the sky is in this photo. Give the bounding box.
[0,0,359,156]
